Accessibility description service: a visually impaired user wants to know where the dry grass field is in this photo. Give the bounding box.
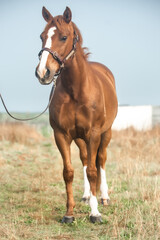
[0,122,160,239]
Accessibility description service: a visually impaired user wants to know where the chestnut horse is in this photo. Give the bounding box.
[35,6,118,223]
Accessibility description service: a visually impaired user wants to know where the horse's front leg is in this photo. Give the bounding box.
[54,130,75,223]
[74,138,90,204]
[86,132,102,223]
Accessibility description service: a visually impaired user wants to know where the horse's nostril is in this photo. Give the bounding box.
[45,68,50,78]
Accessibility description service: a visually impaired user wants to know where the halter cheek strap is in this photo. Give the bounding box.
[38,31,79,77]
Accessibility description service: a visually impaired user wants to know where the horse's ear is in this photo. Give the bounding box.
[42,6,53,22]
[63,7,72,23]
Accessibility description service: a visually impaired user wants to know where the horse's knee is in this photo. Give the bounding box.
[86,168,97,184]
[63,169,74,183]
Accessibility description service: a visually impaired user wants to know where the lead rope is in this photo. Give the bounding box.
[0,31,78,121]
[0,79,57,121]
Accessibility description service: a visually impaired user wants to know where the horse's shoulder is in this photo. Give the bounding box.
[88,61,116,89]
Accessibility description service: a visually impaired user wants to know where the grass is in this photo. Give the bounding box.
[0,122,43,144]
[0,121,160,239]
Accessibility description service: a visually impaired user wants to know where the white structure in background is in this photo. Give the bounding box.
[112,105,160,131]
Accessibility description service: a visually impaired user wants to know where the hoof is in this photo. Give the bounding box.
[81,197,90,204]
[90,215,102,223]
[61,216,75,224]
[101,198,110,206]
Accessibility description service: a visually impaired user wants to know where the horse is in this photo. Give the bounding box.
[35,6,118,223]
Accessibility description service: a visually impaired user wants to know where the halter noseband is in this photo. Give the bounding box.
[38,31,79,77]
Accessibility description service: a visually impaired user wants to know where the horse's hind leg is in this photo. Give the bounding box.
[86,132,102,223]
[97,128,112,206]
[74,139,90,203]
[54,130,75,223]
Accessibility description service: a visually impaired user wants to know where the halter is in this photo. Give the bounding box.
[0,31,79,121]
[38,31,79,78]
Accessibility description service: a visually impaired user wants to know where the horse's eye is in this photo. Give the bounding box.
[61,36,67,41]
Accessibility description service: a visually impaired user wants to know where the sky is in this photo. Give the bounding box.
[0,0,160,112]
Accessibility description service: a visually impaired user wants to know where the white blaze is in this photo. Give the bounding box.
[100,167,110,200]
[38,26,57,78]
[83,166,90,199]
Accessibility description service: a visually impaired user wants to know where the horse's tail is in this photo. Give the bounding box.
[96,155,101,192]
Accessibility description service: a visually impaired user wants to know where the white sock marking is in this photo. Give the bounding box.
[38,26,57,78]
[100,167,109,200]
[82,166,90,199]
[90,192,101,216]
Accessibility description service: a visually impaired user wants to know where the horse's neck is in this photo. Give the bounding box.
[61,49,88,100]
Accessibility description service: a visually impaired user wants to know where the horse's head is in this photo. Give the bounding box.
[35,6,76,85]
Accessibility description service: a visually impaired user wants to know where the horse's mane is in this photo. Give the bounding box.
[72,22,90,60]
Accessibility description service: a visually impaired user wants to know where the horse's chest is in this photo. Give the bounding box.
[55,102,75,128]
[75,105,92,138]
[52,101,91,138]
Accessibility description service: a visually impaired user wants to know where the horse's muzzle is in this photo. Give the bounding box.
[35,67,53,85]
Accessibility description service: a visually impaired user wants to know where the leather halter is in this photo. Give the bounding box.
[38,31,79,77]
[0,31,79,121]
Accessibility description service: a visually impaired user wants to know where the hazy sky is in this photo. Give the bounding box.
[0,0,160,112]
